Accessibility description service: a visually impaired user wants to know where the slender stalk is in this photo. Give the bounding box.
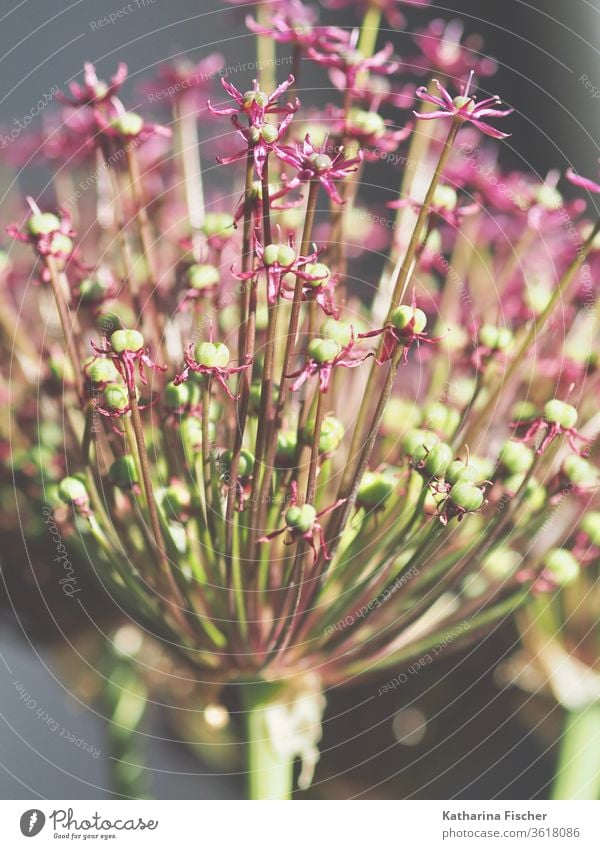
[552,704,600,800]
[45,257,84,398]
[244,692,294,800]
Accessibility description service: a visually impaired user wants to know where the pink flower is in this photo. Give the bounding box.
[140,54,225,106]
[233,235,321,305]
[511,400,591,456]
[411,19,497,78]
[246,1,349,52]
[57,62,128,107]
[415,71,512,139]
[174,341,251,400]
[323,0,431,30]
[217,111,295,178]
[208,76,298,125]
[360,293,442,364]
[259,481,345,563]
[93,106,171,145]
[91,331,166,394]
[308,40,399,93]
[287,330,371,393]
[566,163,600,194]
[276,134,363,203]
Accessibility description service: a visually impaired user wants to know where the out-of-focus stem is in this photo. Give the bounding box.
[552,704,600,800]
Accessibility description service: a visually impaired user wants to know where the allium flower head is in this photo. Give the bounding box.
[57,61,128,107]
[246,0,349,51]
[209,75,298,125]
[415,70,513,139]
[276,134,363,203]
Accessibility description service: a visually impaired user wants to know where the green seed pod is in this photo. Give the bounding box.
[510,400,537,423]
[544,399,577,429]
[220,449,254,478]
[581,511,600,547]
[165,381,196,410]
[108,455,138,489]
[391,305,427,334]
[286,503,317,534]
[86,357,120,383]
[319,416,345,454]
[307,337,340,364]
[26,212,60,236]
[162,481,191,516]
[79,276,110,304]
[180,416,204,452]
[202,212,234,239]
[504,474,546,510]
[482,547,521,581]
[110,111,144,137]
[276,430,297,465]
[97,302,136,335]
[103,383,129,411]
[110,328,144,354]
[320,318,353,348]
[194,341,230,368]
[58,476,89,508]
[423,401,460,439]
[304,262,330,287]
[357,472,395,510]
[48,232,73,256]
[449,482,484,512]
[187,264,220,290]
[382,398,422,433]
[446,460,481,485]
[242,89,268,109]
[562,454,598,487]
[309,152,333,172]
[260,124,279,144]
[479,324,513,351]
[543,548,580,587]
[402,429,439,462]
[424,442,453,478]
[499,440,534,475]
[347,108,385,137]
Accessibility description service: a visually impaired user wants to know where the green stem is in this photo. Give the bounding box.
[552,704,600,800]
[244,683,294,800]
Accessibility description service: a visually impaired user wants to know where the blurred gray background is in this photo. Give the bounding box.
[1,0,599,800]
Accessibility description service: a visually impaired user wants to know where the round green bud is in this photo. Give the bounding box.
[347,108,385,137]
[562,454,598,487]
[108,455,138,489]
[307,337,340,364]
[319,416,345,454]
[449,482,484,512]
[180,416,204,451]
[220,449,254,478]
[446,460,481,485]
[276,430,297,464]
[402,429,439,462]
[510,401,538,423]
[382,398,422,433]
[310,153,333,172]
[390,304,427,335]
[432,184,457,211]
[58,476,89,506]
[194,341,230,368]
[264,243,296,267]
[165,380,196,409]
[110,328,144,353]
[581,511,600,547]
[203,212,234,239]
[97,303,136,335]
[187,264,220,290]
[27,212,60,236]
[321,318,353,347]
[452,95,475,112]
[48,233,73,256]
[526,283,552,315]
[357,471,395,510]
[424,442,453,478]
[304,262,330,287]
[79,277,110,304]
[110,111,144,137]
[260,124,279,144]
[543,548,580,587]
[86,358,119,385]
[242,89,269,108]
[482,547,521,581]
[544,399,578,429]
[286,503,317,534]
[423,401,460,439]
[479,324,513,351]
[499,440,534,475]
[103,383,129,411]
[162,481,191,516]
